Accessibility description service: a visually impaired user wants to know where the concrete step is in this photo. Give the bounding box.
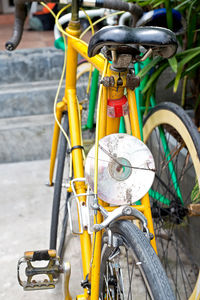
[0,47,64,85]
[0,114,54,163]
[0,80,65,118]
[0,112,93,163]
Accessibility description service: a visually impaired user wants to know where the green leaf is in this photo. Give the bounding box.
[174,49,200,92]
[168,57,178,73]
[176,47,200,58]
[187,14,197,48]
[137,57,162,78]
[175,0,193,10]
[187,0,197,24]
[152,0,164,7]
[166,78,175,89]
[165,0,173,30]
[142,62,168,94]
[191,180,200,203]
[185,61,200,73]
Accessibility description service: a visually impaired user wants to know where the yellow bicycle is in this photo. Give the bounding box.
[6,0,200,299]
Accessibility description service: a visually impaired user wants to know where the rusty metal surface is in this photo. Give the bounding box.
[85,133,155,205]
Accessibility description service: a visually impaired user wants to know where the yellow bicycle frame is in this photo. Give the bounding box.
[49,20,157,300]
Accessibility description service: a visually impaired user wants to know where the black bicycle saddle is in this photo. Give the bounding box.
[88,25,178,59]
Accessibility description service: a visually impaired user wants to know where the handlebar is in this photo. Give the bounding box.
[5,2,27,51]
[92,0,143,19]
[5,0,143,51]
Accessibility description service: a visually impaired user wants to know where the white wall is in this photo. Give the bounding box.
[0,0,14,13]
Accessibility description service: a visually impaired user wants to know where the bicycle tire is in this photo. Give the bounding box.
[77,60,92,128]
[76,60,100,129]
[143,102,200,299]
[49,112,70,261]
[76,60,100,153]
[99,220,175,299]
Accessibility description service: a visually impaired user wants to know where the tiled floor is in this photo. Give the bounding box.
[0,14,55,51]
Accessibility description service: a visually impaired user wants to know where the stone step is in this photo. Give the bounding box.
[0,112,93,163]
[0,48,64,85]
[0,80,65,118]
[0,114,54,163]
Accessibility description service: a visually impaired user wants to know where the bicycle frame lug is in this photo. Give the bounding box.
[126,73,140,90]
[100,76,115,87]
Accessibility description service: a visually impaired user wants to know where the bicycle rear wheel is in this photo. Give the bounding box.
[100,220,175,299]
[49,113,71,261]
[143,102,200,299]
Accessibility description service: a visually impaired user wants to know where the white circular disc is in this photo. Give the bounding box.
[85,133,155,205]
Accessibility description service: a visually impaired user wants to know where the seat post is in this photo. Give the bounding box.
[71,0,79,21]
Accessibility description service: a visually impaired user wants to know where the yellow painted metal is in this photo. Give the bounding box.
[90,61,109,300]
[90,213,102,300]
[104,205,145,212]
[189,271,200,300]
[71,38,105,72]
[124,114,131,135]
[76,294,88,300]
[127,88,157,253]
[98,86,107,139]
[49,101,67,185]
[141,193,157,253]
[127,89,141,139]
[106,115,120,135]
[64,25,92,281]
[108,86,124,99]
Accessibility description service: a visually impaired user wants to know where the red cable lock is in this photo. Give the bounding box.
[107,95,129,118]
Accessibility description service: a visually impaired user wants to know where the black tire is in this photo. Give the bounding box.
[143,102,200,299]
[76,60,94,128]
[100,220,175,299]
[49,113,71,261]
[76,60,99,153]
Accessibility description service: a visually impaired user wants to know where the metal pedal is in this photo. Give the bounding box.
[17,249,62,291]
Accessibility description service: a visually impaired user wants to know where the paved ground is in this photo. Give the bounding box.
[0,160,82,300]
